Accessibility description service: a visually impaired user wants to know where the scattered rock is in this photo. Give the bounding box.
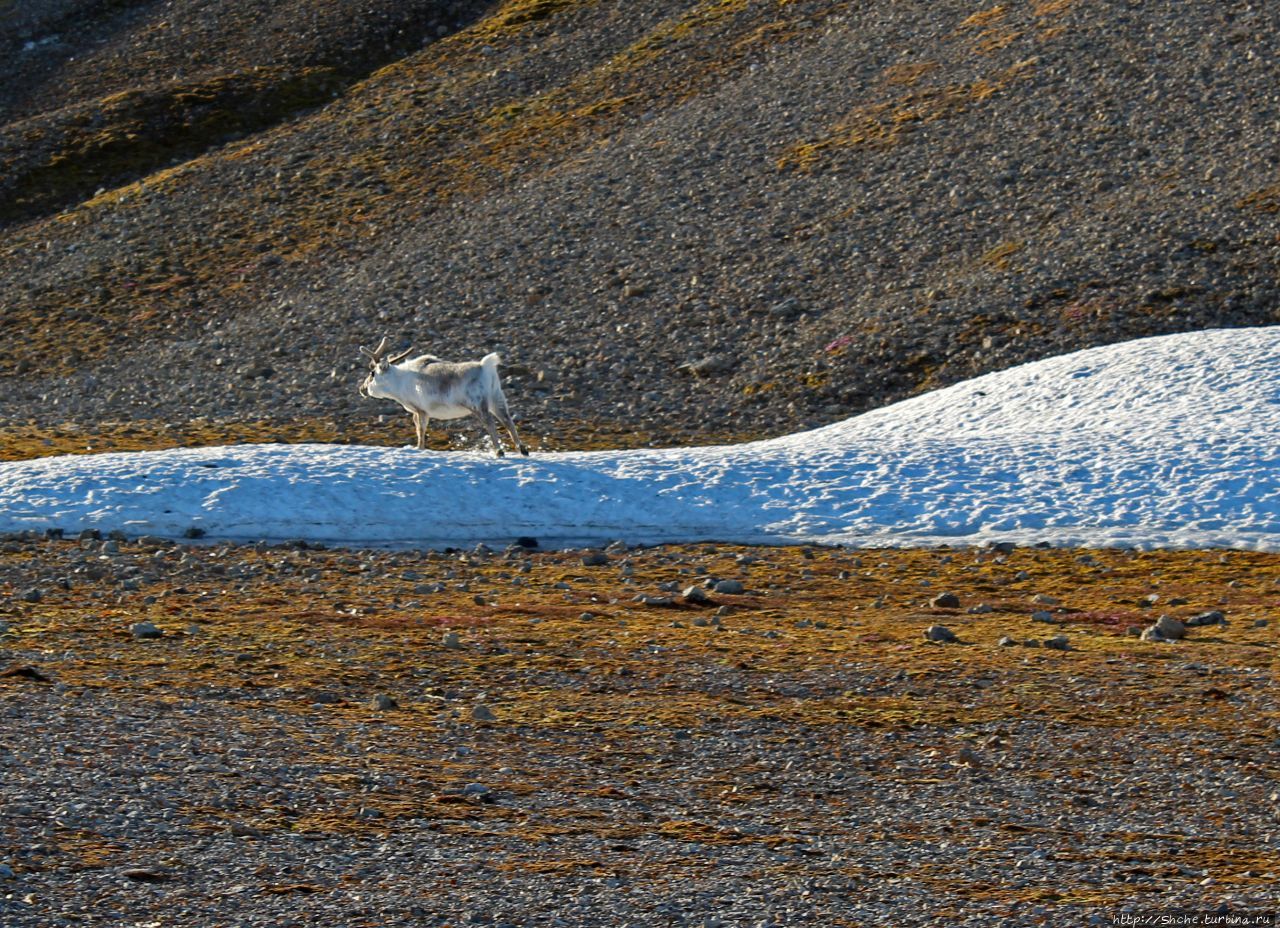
[229,822,262,838]
[580,551,609,567]
[1023,638,1041,648]
[131,621,163,639]
[1044,635,1071,651]
[1253,618,1269,628]
[372,694,398,711]
[0,863,14,879]
[1185,610,1226,627]
[441,631,463,649]
[1032,594,1061,605]
[634,594,675,608]
[1140,626,1169,643]
[1153,614,1186,640]
[470,704,496,722]
[997,636,1017,647]
[1031,611,1057,624]
[682,585,711,604]
[931,592,961,609]
[20,588,42,603]
[924,625,957,643]
[121,867,170,883]
[968,603,994,614]
[679,355,734,377]
[713,579,745,595]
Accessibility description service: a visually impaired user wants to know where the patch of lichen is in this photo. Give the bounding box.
[778,57,1038,171]
[1238,182,1280,214]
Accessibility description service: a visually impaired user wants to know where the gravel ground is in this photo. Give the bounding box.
[1,536,1277,925]
[1,0,1278,441]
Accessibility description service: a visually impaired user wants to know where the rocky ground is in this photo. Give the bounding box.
[1,535,1277,926]
[1,0,1278,444]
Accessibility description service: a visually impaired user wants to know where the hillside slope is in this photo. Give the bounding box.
[1,0,1277,443]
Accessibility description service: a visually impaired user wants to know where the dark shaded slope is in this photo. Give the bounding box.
[0,0,492,225]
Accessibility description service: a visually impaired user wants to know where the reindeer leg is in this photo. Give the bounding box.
[412,411,427,450]
[493,400,529,456]
[477,408,505,458]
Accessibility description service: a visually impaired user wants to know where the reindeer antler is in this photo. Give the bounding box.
[360,335,390,362]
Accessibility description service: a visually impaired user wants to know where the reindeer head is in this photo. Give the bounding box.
[358,335,414,398]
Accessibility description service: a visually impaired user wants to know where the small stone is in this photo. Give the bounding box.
[471,704,496,722]
[931,592,961,609]
[441,631,463,649]
[968,603,994,614]
[1253,619,1269,628]
[1153,614,1186,640]
[372,694,398,711]
[997,636,1017,647]
[580,551,609,567]
[713,579,745,595]
[1185,610,1226,627]
[1140,626,1168,643]
[1031,611,1057,624]
[682,585,711,604]
[0,863,14,879]
[462,782,491,797]
[1044,635,1070,651]
[473,594,488,606]
[924,625,957,643]
[120,867,170,883]
[229,822,262,838]
[634,595,675,608]
[1032,594,1060,605]
[1139,593,1159,608]
[1125,625,1144,637]
[20,588,42,603]
[1023,638,1041,648]
[131,621,163,639]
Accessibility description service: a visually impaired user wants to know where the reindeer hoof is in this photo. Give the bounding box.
[496,449,505,458]
[519,447,530,457]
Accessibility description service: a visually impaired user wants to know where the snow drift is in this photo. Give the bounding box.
[2,327,1278,550]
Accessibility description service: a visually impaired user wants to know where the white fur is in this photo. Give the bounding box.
[360,342,528,457]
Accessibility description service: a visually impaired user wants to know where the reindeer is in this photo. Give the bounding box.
[358,337,530,457]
